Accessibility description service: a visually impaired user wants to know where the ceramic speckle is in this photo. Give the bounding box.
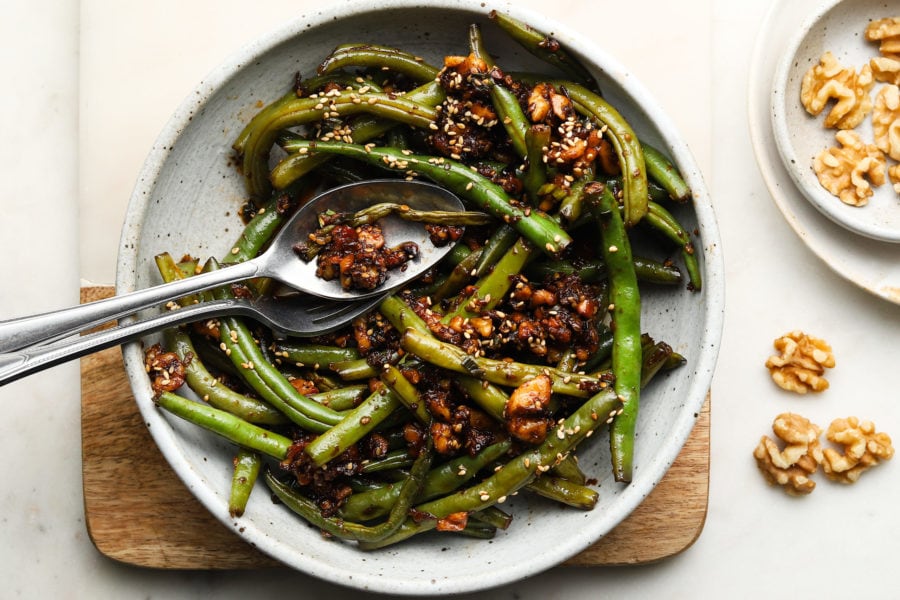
[771,0,900,243]
[115,0,723,594]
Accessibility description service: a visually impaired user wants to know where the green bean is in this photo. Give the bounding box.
[221,200,285,264]
[329,354,389,381]
[581,322,614,374]
[304,387,402,467]
[360,449,414,473]
[307,385,368,411]
[468,23,530,159]
[469,505,513,530]
[645,201,702,291]
[380,364,431,425]
[523,125,551,204]
[400,327,606,398]
[378,294,432,335]
[489,11,597,88]
[443,236,534,321]
[641,339,674,388]
[280,140,572,256]
[454,374,507,421]
[472,224,518,278]
[430,246,483,303]
[168,330,286,425]
[642,143,691,203]
[365,387,620,547]
[525,475,598,510]
[155,392,291,459]
[154,252,200,306]
[517,76,648,227]
[526,256,681,286]
[587,182,641,483]
[229,450,262,517]
[266,439,433,543]
[339,440,512,522]
[238,88,438,200]
[558,166,596,224]
[270,342,361,367]
[318,44,440,83]
[204,269,342,432]
[271,81,446,190]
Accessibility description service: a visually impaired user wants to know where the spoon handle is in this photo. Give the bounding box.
[0,259,259,353]
[0,298,254,387]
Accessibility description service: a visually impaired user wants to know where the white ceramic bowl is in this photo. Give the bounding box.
[117,1,724,594]
[771,0,900,243]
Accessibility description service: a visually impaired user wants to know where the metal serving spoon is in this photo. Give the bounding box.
[0,293,384,387]
[0,179,464,353]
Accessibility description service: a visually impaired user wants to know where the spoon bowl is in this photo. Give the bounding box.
[268,178,466,300]
[0,178,465,353]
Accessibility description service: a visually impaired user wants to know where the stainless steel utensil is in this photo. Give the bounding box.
[0,293,383,386]
[0,179,464,353]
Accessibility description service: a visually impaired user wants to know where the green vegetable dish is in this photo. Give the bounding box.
[147,11,702,549]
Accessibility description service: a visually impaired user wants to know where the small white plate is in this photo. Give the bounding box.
[750,0,900,305]
[771,0,900,243]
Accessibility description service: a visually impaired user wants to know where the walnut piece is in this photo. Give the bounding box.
[820,417,894,483]
[889,163,900,193]
[753,413,823,496]
[765,330,836,393]
[872,84,900,161]
[866,17,900,57]
[813,129,887,206]
[871,56,900,85]
[800,52,874,129]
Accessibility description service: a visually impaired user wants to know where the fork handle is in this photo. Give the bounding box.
[0,299,250,387]
[0,259,259,353]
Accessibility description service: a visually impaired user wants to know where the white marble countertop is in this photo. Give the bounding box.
[2,0,899,597]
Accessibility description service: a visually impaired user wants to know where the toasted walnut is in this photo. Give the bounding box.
[889,163,900,193]
[872,84,900,161]
[813,129,887,206]
[765,330,836,393]
[871,56,900,85]
[866,17,900,57]
[820,417,894,483]
[801,52,874,129]
[504,375,553,444]
[753,413,823,496]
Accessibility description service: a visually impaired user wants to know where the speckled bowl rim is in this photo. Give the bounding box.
[116,0,724,594]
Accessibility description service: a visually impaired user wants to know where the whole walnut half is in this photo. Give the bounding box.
[813,130,886,207]
[820,417,894,484]
[801,52,874,129]
[753,413,823,496]
[765,331,835,394]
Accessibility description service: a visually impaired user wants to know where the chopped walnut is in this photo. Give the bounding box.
[800,52,874,129]
[813,129,887,206]
[765,330,836,394]
[872,84,900,161]
[504,375,553,444]
[144,343,187,397]
[820,417,894,483]
[871,56,900,85]
[753,413,823,496]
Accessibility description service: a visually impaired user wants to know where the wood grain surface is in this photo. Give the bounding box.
[80,286,709,569]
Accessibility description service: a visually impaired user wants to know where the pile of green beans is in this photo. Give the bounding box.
[149,11,703,549]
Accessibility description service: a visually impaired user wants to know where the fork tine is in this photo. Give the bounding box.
[310,301,370,323]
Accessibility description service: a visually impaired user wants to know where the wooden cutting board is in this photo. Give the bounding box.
[80,286,709,568]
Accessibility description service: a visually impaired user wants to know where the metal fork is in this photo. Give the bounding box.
[0,293,384,387]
